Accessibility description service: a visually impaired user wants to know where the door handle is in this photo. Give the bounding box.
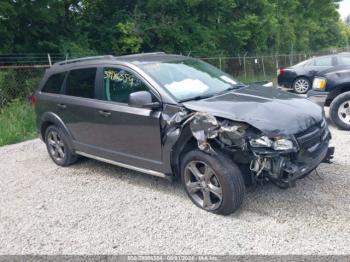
[57,103,67,109]
[98,110,111,117]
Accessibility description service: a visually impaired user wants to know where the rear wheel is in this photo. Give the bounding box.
[330,92,350,130]
[293,77,310,94]
[181,150,245,215]
[45,125,78,166]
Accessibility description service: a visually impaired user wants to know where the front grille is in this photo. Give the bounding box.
[295,118,329,153]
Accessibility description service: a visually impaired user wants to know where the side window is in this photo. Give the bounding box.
[339,56,350,65]
[103,67,149,103]
[314,57,332,66]
[65,68,96,98]
[42,73,66,94]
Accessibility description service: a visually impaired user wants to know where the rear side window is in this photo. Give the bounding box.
[42,73,66,94]
[339,56,350,65]
[314,57,332,66]
[65,68,96,98]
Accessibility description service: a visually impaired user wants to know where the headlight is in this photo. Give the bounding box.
[250,136,296,151]
[249,136,273,148]
[312,77,326,91]
[273,138,294,150]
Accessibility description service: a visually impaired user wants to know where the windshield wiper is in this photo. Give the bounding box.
[179,84,247,103]
[216,84,247,95]
[179,94,214,103]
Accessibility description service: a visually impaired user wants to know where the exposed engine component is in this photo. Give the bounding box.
[188,112,248,153]
[189,113,219,153]
[250,156,270,178]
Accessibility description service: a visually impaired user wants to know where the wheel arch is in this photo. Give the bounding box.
[40,112,75,151]
[170,125,198,178]
[326,84,350,106]
[293,75,311,84]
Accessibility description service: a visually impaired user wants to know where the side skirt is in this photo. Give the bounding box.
[75,151,167,178]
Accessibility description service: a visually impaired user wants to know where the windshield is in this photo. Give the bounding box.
[140,58,243,102]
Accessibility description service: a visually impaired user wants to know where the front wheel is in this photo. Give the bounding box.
[293,77,310,94]
[330,92,350,130]
[181,150,245,215]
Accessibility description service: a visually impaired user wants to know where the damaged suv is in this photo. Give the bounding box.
[33,53,333,215]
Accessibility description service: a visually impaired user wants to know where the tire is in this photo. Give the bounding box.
[44,125,78,166]
[329,92,350,130]
[293,77,310,94]
[181,150,245,215]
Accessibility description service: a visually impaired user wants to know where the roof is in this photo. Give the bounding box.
[51,52,188,69]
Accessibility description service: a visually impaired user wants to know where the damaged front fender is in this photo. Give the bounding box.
[161,107,251,175]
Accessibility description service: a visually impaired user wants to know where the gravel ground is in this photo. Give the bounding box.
[0,110,350,255]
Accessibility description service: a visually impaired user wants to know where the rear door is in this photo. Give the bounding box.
[58,67,100,146]
[36,72,67,120]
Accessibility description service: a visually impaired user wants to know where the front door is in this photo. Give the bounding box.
[79,66,163,172]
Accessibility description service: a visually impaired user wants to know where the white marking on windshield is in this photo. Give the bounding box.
[220,75,237,85]
[165,79,209,99]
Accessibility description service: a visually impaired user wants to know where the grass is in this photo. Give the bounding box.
[0,99,37,146]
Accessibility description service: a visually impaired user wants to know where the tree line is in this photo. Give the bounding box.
[0,0,349,57]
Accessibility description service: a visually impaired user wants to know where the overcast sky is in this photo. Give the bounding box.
[338,0,350,20]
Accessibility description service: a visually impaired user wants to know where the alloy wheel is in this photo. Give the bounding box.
[338,100,350,125]
[47,131,65,162]
[184,161,223,211]
[294,79,309,94]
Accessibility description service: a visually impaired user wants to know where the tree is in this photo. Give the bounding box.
[0,0,347,56]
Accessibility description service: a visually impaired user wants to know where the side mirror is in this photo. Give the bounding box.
[128,91,161,109]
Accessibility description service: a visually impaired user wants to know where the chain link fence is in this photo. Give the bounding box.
[201,54,310,82]
[0,48,349,108]
[0,66,46,107]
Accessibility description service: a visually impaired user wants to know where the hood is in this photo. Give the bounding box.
[182,85,323,136]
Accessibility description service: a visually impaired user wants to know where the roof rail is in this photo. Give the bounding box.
[116,52,166,59]
[54,55,115,66]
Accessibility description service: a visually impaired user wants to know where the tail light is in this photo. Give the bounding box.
[277,68,285,76]
[29,94,36,107]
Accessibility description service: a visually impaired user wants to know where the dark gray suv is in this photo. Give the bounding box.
[33,53,333,215]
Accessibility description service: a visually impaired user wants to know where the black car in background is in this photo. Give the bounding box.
[277,53,350,94]
[308,65,350,130]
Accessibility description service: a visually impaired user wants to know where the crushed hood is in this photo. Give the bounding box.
[182,85,323,136]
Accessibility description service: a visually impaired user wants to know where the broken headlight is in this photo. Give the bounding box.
[249,136,296,151]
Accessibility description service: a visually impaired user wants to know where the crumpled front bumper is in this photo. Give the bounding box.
[279,142,333,183]
[250,127,333,187]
